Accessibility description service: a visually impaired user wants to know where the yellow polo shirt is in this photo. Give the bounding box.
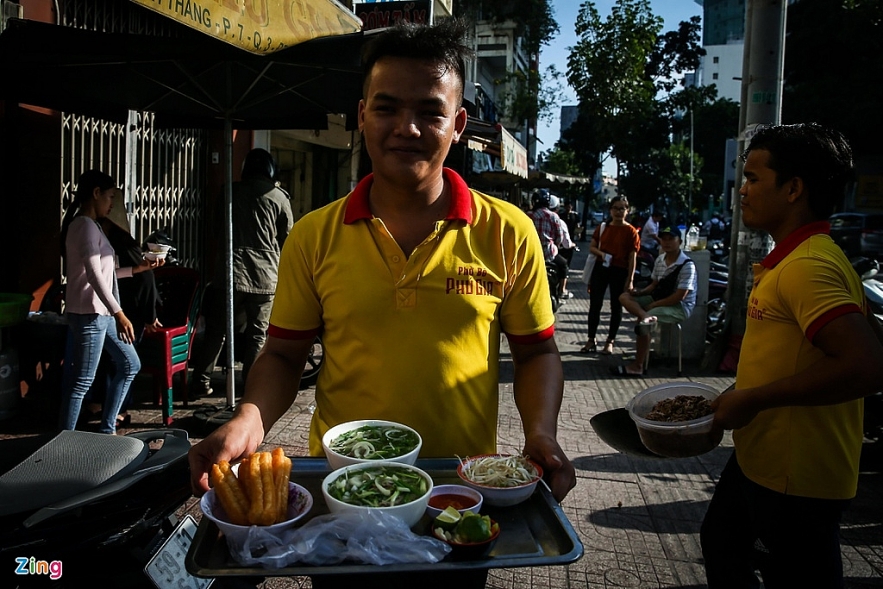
[269,168,555,458]
[734,221,865,500]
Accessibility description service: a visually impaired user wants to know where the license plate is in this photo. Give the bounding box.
[144,514,214,589]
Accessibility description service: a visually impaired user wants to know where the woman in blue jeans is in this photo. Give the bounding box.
[59,170,154,434]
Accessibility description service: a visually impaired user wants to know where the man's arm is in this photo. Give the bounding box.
[713,311,883,430]
[508,337,575,503]
[188,335,313,494]
[644,287,688,310]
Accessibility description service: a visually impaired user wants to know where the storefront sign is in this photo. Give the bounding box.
[498,125,528,179]
[130,0,362,54]
[353,1,431,31]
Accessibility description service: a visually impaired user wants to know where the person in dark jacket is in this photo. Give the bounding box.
[190,148,293,397]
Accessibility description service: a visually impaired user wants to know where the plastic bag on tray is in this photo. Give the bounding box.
[228,510,452,568]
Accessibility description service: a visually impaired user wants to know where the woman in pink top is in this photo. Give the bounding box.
[59,170,152,434]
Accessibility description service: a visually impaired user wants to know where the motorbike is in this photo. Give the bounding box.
[0,429,201,588]
[547,261,562,312]
[705,262,729,344]
[634,247,656,289]
[852,257,883,441]
[707,239,728,265]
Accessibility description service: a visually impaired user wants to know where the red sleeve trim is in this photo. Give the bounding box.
[505,325,556,345]
[806,303,863,343]
[267,324,322,340]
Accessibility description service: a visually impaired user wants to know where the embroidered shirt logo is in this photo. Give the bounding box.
[447,266,496,296]
[747,296,764,321]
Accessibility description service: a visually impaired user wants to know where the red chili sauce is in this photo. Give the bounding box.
[428,493,476,511]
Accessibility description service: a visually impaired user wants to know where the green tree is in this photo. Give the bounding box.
[453,0,559,53]
[496,64,564,125]
[563,1,706,204]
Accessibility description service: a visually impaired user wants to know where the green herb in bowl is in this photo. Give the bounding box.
[330,424,419,460]
[326,464,429,508]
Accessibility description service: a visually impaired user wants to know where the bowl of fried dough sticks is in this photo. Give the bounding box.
[200,447,313,552]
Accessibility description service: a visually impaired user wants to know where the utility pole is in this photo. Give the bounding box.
[714,0,787,370]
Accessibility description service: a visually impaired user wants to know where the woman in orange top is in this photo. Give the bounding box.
[581,196,640,354]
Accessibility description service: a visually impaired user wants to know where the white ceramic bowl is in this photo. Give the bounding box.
[424,484,484,520]
[143,251,167,262]
[146,242,172,253]
[456,454,543,508]
[626,382,723,458]
[321,461,432,528]
[200,481,313,552]
[321,419,422,470]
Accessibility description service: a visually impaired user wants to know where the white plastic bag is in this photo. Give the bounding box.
[582,222,606,283]
[228,510,452,568]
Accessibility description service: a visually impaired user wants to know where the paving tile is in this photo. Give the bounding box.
[3,244,881,588]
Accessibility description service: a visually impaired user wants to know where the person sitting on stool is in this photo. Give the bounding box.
[613,226,697,376]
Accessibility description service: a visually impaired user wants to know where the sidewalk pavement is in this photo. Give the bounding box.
[2,244,881,588]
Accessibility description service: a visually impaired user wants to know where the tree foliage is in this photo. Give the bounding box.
[452,0,559,53]
[559,0,714,214]
[495,64,563,125]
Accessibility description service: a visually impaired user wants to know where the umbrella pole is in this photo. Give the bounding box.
[224,116,237,409]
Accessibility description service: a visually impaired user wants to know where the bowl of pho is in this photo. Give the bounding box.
[322,419,422,469]
[321,462,432,528]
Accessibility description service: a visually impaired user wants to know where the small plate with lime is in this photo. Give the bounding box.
[431,507,501,559]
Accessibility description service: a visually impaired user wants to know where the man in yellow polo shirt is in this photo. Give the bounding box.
[188,19,576,510]
[700,123,883,588]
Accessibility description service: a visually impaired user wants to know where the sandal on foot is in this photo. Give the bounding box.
[609,365,644,377]
[579,341,598,354]
[600,341,615,355]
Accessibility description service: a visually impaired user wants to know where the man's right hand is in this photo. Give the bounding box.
[188,403,266,495]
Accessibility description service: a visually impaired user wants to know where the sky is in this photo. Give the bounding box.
[537,0,703,175]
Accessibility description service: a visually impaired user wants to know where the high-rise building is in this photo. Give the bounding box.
[695,0,746,103]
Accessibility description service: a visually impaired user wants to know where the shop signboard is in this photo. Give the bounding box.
[130,0,362,54]
[352,1,432,30]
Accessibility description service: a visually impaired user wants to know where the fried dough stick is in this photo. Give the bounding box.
[210,461,250,525]
[272,447,292,522]
[247,451,277,525]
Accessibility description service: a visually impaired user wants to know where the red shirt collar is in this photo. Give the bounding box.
[761,220,831,268]
[343,168,474,224]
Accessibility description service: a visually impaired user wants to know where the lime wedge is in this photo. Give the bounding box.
[456,512,492,543]
[434,505,461,530]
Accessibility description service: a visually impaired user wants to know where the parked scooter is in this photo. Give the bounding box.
[706,261,729,344]
[852,257,883,441]
[634,247,656,289]
[0,429,201,588]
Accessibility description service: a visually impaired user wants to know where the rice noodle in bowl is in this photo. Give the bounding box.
[456,454,543,507]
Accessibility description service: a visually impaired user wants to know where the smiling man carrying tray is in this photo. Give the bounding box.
[188,18,575,571]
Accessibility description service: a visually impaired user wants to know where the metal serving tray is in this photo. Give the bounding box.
[186,458,583,579]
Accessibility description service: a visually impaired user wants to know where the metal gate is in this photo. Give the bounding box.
[59,0,207,273]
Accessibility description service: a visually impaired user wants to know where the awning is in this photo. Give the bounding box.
[529,170,593,187]
[130,0,362,54]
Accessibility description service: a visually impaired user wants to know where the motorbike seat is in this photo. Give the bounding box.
[0,430,147,517]
[0,429,189,527]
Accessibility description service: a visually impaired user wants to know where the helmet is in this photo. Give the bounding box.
[531,189,550,208]
[548,195,560,210]
[241,148,277,181]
